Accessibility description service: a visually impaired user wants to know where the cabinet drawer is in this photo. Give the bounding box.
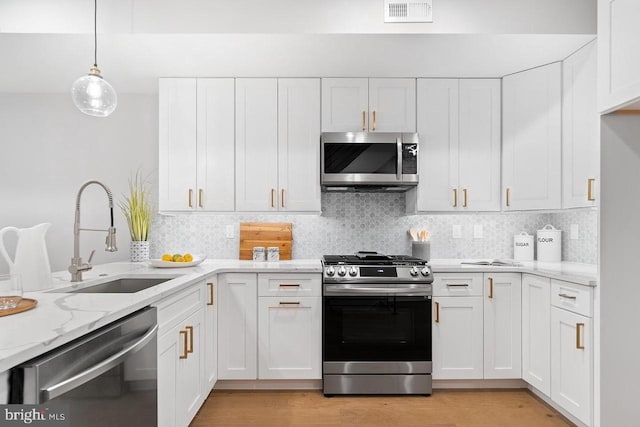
[155,280,205,331]
[433,273,483,297]
[258,273,321,297]
[551,279,593,318]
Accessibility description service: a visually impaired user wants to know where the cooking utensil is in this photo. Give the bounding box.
[409,229,418,241]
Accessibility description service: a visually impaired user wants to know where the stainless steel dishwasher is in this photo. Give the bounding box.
[9,307,158,426]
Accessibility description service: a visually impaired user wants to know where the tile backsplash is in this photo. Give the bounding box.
[152,193,598,264]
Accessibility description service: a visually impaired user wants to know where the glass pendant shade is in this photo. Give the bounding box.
[71,67,117,117]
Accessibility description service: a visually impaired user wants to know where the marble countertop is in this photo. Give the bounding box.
[0,257,597,373]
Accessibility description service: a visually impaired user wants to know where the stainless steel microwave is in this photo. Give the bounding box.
[320,132,419,191]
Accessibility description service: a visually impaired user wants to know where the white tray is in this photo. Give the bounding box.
[147,256,206,268]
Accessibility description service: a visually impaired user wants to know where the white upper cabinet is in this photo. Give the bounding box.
[158,78,234,212]
[321,78,416,132]
[321,78,369,132]
[598,0,640,112]
[159,78,235,212]
[368,78,416,132]
[562,41,599,208]
[159,78,197,212]
[235,78,279,211]
[503,62,562,211]
[277,78,321,212]
[413,79,500,212]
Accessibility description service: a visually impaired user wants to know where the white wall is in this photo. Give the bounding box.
[0,93,158,273]
[599,113,640,426]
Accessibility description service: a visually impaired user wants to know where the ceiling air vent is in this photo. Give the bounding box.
[384,0,433,23]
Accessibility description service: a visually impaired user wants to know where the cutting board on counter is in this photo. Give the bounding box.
[239,222,292,260]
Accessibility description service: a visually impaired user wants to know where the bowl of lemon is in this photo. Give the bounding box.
[147,252,206,268]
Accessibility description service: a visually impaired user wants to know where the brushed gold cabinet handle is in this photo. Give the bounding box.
[488,277,494,299]
[188,189,193,208]
[271,189,275,208]
[435,302,440,323]
[453,188,458,207]
[179,330,188,359]
[281,188,285,208]
[362,111,366,131]
[463,188,468,208]
[576,323,585,349]
[186,325,194,354]
[587,178,596,201]
[207,282,214,306]
[372,110,377,131]
[198,189,203,208]
[506,187,511,207]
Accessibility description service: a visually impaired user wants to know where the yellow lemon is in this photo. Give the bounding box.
[162,254,172,262]
[184,253,193,262]
[175,256,185,262]
[172,253,182,262]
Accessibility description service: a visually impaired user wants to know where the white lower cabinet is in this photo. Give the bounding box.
[432,296,484,379]
[217,273,258,379]
[258,296,322,379]
[521,274,551,396]
[156,282,206,427]
[483,273,521,379]
[204,279,218,393]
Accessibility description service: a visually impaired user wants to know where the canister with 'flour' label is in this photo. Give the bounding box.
[536,224,562,262]
[513,232,534,261]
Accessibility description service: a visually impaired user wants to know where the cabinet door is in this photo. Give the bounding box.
[483,273,521,379]
[235,79,279,211]
[522,274,551,396]
[415,79,459,212]
[204,280,218,393]
[598,0,640,112]
[321,78,368,132]
[218,273,258,379]
[178,308,205,427]
[369,78,416,132]
[562,41,599,209]
[158,328,178,427]
[432,296,483,379]
[159,78,197,211]
[503,62,562,210]
[258,296,322,379]
[551,307,592,425]
[197,79,235,211]
[278,78,321,212]
[458,79,501,211]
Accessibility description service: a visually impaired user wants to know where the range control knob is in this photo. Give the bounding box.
[421,267,431,277]
[349,266,358,277]
[337,266,347,277]
[410,266,419,277]
[326,266,335,276]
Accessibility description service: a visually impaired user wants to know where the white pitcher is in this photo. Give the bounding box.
[0,223,53,291]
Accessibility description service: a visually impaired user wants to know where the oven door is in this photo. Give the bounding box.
[323,293,432,372]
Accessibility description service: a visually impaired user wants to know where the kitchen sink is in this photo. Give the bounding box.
[58,277,174,294]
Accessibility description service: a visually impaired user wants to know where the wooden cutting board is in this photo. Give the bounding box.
[239,222,293,260]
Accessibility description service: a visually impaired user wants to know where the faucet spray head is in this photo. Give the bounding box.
[106,226,117,252]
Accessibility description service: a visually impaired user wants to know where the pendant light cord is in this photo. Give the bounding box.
[94,0,98,67]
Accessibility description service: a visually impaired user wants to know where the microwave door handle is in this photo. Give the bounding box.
[41,324,158,403]
[397,138,402,181]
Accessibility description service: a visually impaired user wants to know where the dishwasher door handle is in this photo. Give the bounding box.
[42,324,159,402]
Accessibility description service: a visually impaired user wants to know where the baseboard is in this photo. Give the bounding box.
[433,379,526,389]
[527,385,588,427]
[214,379,322,390]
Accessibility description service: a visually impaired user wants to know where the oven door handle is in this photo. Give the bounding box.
[324,284,431,295]
[42,324,158,402]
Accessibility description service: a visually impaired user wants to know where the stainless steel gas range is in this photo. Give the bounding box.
[322,251,434,396]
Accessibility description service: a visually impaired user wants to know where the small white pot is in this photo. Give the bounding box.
[130,241,150,262]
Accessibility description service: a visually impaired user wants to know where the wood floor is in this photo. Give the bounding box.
[190,389,573,427]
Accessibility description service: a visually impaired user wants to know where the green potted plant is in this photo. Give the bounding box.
[120,172,153,262]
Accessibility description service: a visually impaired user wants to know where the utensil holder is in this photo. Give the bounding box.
[130,241,150,262]
[411,241,430,261]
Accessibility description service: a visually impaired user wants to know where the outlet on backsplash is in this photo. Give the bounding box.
[473,224,483,239]
[226,225,234,239]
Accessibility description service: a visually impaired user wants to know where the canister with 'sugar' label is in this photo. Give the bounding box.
[513,232,534,261]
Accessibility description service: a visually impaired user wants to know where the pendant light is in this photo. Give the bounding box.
[71,0,117,117]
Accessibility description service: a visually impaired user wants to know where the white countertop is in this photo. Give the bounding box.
[0,257,596,373]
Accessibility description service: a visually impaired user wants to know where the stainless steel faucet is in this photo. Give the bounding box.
[69,180,118,282]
